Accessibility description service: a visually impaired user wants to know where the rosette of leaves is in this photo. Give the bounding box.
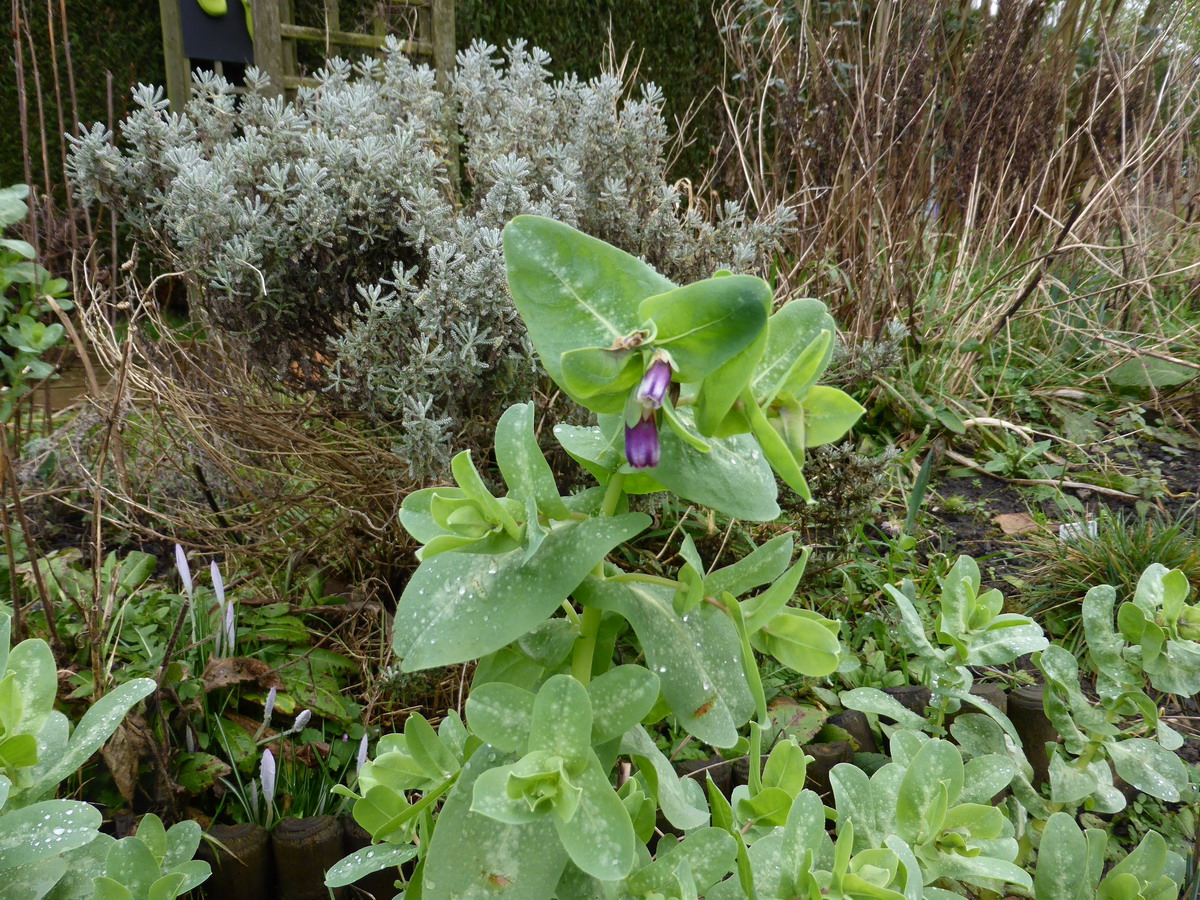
[505,214,864,509]
[720,790,920,900]
[323,713,465,887]
[0,613,161,898]
[83,815,211,900]
[1033,812,1183,900]
[841,555,1047,734]
[1036,643,1189,813]
[1112,564,1200,696]
[828,736,1031,897]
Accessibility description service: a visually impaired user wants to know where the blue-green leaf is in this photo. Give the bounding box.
[394,514,649,671]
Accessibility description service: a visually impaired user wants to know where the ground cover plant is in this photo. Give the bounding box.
[320,217,1200,899]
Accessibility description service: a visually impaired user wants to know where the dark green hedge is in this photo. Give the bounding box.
[1,0,720,194]
[1,1,166,192]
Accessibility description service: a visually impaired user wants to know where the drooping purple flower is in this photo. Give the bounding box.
[635,359,672,409]
[625,412,661,469]
[291,709,312,733]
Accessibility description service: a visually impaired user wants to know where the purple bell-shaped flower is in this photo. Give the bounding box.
[635,358,672,409]
[625,411,661,469]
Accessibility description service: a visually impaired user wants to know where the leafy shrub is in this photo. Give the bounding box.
[68,40,792,479]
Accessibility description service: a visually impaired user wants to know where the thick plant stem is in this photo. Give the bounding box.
[572,607,603,686]
[571,473,626,685]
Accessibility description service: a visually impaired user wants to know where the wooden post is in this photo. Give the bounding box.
[158,0,191,110]
[430,0,455,86]
[252,0,285,96]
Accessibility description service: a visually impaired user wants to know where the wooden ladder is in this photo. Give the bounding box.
[158,0,455,108]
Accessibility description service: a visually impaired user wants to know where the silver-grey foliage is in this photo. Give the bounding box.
[69,39,793,479]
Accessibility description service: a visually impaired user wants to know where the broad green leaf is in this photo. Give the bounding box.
[559,347,641,408]
[1035,813,1090,900]
[958,754,1016,806]
[1147,640,1200,696]
[799,386,866,447]
[894,740,962,843]
[555,753,636,881]
[394,514,648,671]
[651,414,780,521]
[147,873,187,900]
[404,713,460,781]
[529,675,593,771]
[1,856,68,900]
[742,552,809,634]
[938,556,980,634]
[736,785,793,828]
[1105,830,1169,891]
[620,727,709,830]
[638,275,770,383]
[744,394,811,502]
[324,843,415,888]
[587,666,660,744]
[752,300,835,406]
[5,639,56,737]
[705,534,793,600]
[423,746,568,898]
[1107,738,1188,803]
[400,487,469,543]
[104,835,160,899]
[780,790,828,884]
[752,609,841,677]
[838,688,927,730]
[1048,752,1107,805]
[91,878,132,900]
[694,327,766,436]
[134,815,167,865]
[577,577,753,748]
[451,451,520,539]
[0,800,101,871]
[927,854,1031,893]
[0,185,30,229]
[466,683,536,752]
[965,617,1048,666]
[495,403,572,520]
[1082,584,1139,699]
[161,821,203,873]
[627,828,737,895]
[25,678,155,802]
[829,763,885,850]
[503,215,674,390]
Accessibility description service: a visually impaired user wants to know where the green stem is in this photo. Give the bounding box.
[572,607,603,686]
[600,472,626,518]
[571,473,627,686]
[747,722,763,796]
